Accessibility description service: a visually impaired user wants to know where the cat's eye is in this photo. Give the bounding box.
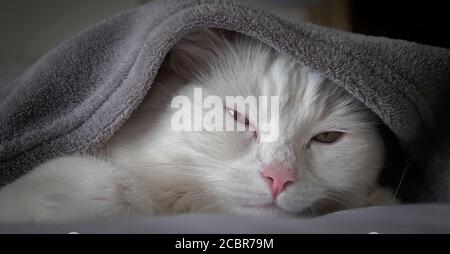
[225,107,257,138]
[312,131,343,144]
[227,108,250,126]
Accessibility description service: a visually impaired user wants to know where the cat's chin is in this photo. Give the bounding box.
[233,204,299,217]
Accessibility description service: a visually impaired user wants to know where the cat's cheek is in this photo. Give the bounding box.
[305,146,351,186]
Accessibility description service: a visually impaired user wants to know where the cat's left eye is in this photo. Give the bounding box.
[312,131,343,144]
[227,108,250,126]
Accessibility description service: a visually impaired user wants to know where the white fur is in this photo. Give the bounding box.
[0,30,394,223]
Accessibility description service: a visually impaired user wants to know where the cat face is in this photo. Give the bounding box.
[167,63,383,216]
[157,29,384,214]
[109,30,385,216]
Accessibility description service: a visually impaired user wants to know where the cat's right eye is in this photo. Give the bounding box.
[225,107,257,138]
[226,108,250,126]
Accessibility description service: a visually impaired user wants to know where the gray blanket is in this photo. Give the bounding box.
[1,0,450,204]
[2,204,449,233]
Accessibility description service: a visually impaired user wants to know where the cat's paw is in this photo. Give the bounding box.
[0,155,153,223]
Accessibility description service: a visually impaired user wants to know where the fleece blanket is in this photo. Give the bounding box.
[1,0,450,203]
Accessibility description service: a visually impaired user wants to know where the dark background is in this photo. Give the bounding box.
[350,1,449,49]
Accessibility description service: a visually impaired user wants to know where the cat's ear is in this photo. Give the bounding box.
[166,28,235,81]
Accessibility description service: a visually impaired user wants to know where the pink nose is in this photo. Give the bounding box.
[261,164,297,197]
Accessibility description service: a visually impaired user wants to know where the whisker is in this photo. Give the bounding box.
[392,150,418,201]
[324,192,352,209]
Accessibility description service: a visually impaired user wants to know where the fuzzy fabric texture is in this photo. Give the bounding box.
[1,204,449,233]
[1,0,449,202]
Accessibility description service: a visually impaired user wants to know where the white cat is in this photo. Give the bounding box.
[0,29,396,223]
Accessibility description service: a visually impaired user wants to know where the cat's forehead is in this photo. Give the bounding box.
[202,58,339,117]
[192,39,363,126]
[196,38,313,96]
